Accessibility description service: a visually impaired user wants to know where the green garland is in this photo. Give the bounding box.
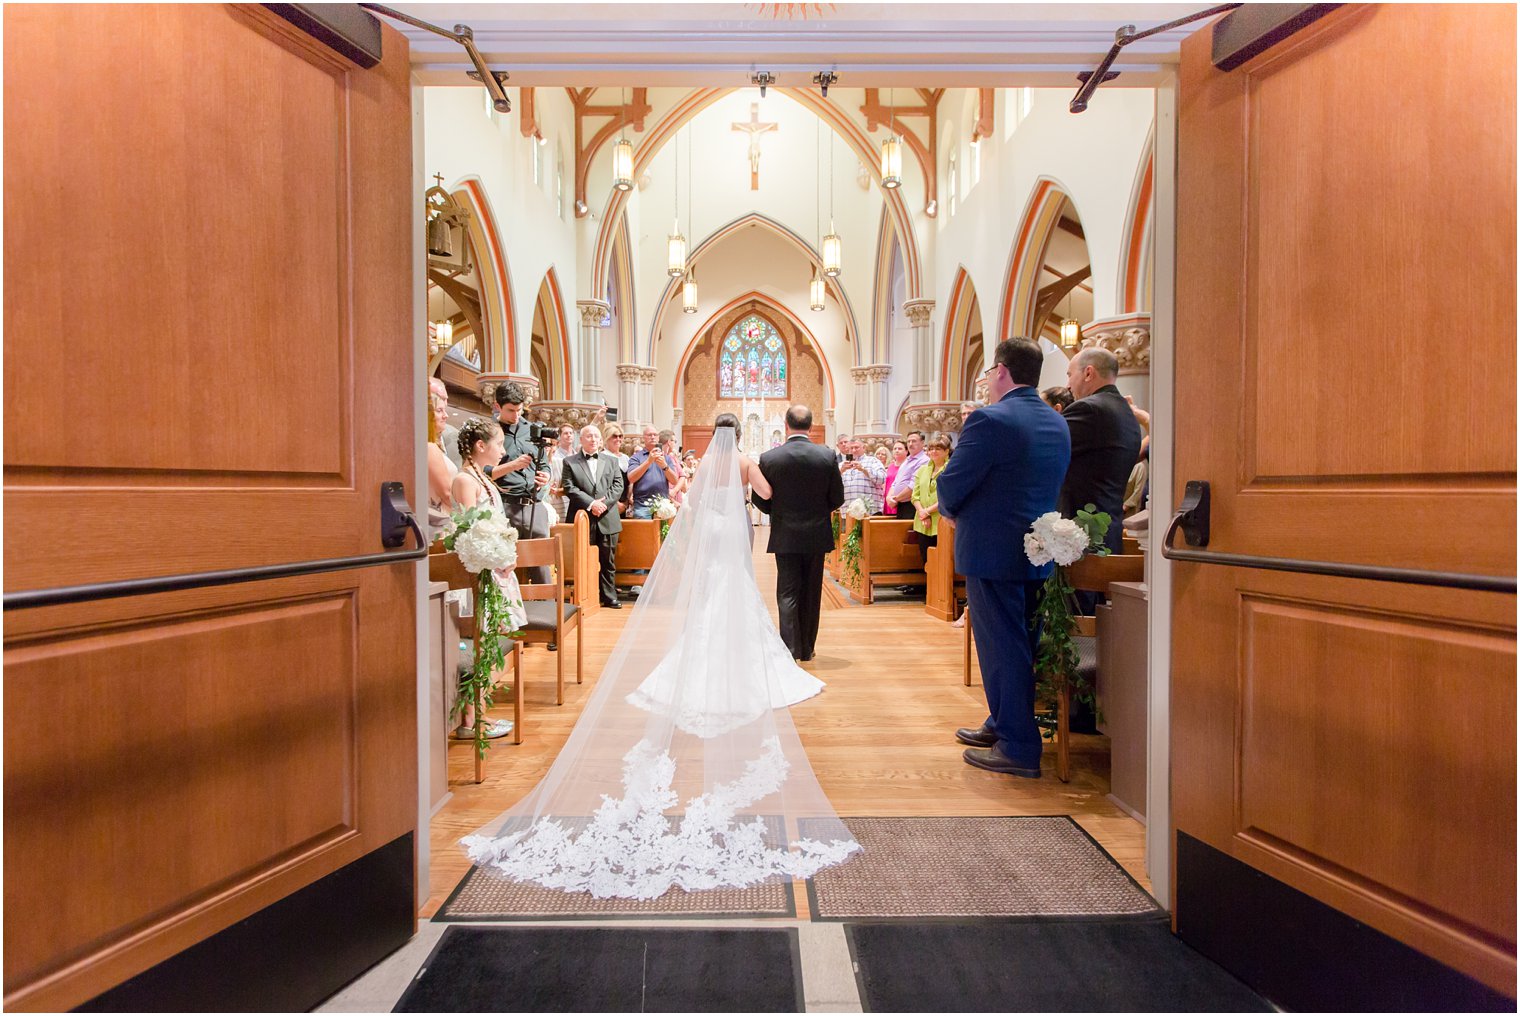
[831,514,841,544]
[1032,506,1111,741]
[840,519,863,587]
[441,505,521,760]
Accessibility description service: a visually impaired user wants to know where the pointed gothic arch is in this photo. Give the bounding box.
[454,178,516,370]
[997,177,1091,342]
[1119,132,1155,314]
[529,268,571,399]
[672,291,838,410]
[939,266,985,400]
[647,212,859,365]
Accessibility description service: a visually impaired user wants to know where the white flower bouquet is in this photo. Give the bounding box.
[1024,504,1112,743]
[839,498,870,587]
[842,497,870,521]
[647,494,679,521]
[454,509,520,574]
[440,504,522,760]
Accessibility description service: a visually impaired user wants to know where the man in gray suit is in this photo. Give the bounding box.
[560,424,627,609]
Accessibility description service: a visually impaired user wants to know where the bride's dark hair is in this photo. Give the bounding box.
[714,412,740,432]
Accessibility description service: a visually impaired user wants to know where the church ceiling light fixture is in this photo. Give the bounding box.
[682,266,699,314]
[612,86,634,192]
[880,88,902,190]
[1059,289,1081,350]
[822,126,842,277]
[810,271,827,312]
[668,127,687,276]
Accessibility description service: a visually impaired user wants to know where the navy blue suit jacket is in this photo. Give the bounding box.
[936,386,1071,581]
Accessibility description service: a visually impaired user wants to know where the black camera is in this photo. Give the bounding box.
[526,421,557,448]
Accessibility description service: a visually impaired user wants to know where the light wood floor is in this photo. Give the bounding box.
[424,543,1148,915]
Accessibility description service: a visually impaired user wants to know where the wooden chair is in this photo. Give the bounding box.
[925,517,965,621]
[613,519,662,590]
[551,510,599,617]
[429,547,523,783]
[512,537,582,705]
[963,552,1146,783]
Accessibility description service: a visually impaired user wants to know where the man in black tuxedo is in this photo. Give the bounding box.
[559,424,626,609]
[749,405,844,662]
[1060,347,1144,554]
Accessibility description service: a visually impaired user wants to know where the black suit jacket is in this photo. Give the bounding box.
[1058,384,1143,552]
[560,451,625,536]
[751,435,845,555]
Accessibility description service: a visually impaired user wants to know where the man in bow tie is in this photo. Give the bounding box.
[561,424,626,608]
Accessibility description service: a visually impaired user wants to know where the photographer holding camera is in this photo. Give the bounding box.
[481,381,553,583]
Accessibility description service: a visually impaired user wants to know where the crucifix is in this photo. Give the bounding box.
[730,102,778,190]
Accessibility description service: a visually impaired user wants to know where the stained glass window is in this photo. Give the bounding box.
[718,314,788,399]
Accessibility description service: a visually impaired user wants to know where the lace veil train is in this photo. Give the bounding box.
[463,427,860,899]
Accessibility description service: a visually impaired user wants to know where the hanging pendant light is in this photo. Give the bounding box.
[880,87,902,190]
[822,221,842,277]
[667,220,687,277]
[682,266,699,313]
[1059,289,1081,350]
[612,86,634,192]
[432,318,454,350]
[809,271,826,312]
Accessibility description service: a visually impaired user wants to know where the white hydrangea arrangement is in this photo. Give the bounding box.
[454,510,520,574]
[1023,512,1093,568]
[842,497,870,521]
[1023,504,1112,742]
[441,504,522,759]
[647,495,679,521]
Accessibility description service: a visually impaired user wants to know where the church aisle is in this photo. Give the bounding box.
[424,541,1146,915]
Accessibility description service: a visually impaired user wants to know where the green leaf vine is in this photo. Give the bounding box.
[441,505,523,760]
[1032,505,1112,740]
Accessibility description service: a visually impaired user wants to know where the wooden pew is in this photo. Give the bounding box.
[551,510,598,617]
[924,517,965,621]
[614,518,663,589]
[839,517,924,604]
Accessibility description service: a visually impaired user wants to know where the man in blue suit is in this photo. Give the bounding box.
[937,337,1071,778]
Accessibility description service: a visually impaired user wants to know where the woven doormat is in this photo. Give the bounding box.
[434,863,796,921]
[803,815,1162,921]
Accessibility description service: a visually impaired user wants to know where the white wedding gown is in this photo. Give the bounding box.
[463,428,859,899]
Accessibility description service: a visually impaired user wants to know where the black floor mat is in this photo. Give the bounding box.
[394,926,803,1012]
[846,920,1271,1012]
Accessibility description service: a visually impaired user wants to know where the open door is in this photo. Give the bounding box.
[1172,5,1515,1008]
[4,6,417,1010]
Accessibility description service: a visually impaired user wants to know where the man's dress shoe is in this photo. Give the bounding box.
[602,600,622,609]
[955,723,997,748]
[962,745,1041,779]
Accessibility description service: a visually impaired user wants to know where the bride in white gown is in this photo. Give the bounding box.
[463,415,860,899]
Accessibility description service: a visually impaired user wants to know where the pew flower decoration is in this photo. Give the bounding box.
[1025,505,1111,739]
[648,494,679,540]
[442,505,523,759]
[840,497,870,586]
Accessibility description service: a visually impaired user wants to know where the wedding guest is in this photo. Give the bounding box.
[834,434,851,464]
[450,416,528,740]
[885,430,928,519]
[481,382,553,584]
[879,440,908,516]
[839,435,886,514]
[430,377,461,468]
[426,388,458,538]
[937,337,1070,779]
[659,429,678,458]
[547,424,575,524]
[873,444,890,468]
[674,451,699,504]
[1061,348,1142,554]
[1041,386,1074,414]
[602,425,631,470]
[910,435,952,566]
[627,424,680,518]
[560,424,626,609]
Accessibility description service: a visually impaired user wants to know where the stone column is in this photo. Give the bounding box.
[1081,313,1152,409]
[637,367,658,428]
[576,299,610,406]
[866,364,893,431]
[823,407,837,442]
[902,299,935,406]
[849,366,872,433]
[615,363,642,426]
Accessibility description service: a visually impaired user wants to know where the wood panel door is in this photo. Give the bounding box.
[1173,4,1516,1000]
[3,5,417,1010]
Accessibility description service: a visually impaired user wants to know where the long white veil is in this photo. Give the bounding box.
[463,427,860,899]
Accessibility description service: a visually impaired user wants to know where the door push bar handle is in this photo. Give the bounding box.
[1161,480,1515,594]
[5,483,430,611]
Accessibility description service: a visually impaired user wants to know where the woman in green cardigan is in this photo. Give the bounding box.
[909,434,953,566]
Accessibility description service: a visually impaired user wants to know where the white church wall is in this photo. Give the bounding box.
[422,86,579,376]
[651,226,853,434]
[631,90,884,369]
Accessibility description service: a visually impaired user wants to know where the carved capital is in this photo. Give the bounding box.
[577,299,612,328]
[856,431,902,448]
[866,363,893,383]
[475,371,540,408]
[640,366,659,383]
[615,362,643,384]
[1080,314,1151,375]
[974,375,991,404]
[530,400,608,431]
[901,400,964,437]
[850,365,874,384]
[902,299,935,328]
